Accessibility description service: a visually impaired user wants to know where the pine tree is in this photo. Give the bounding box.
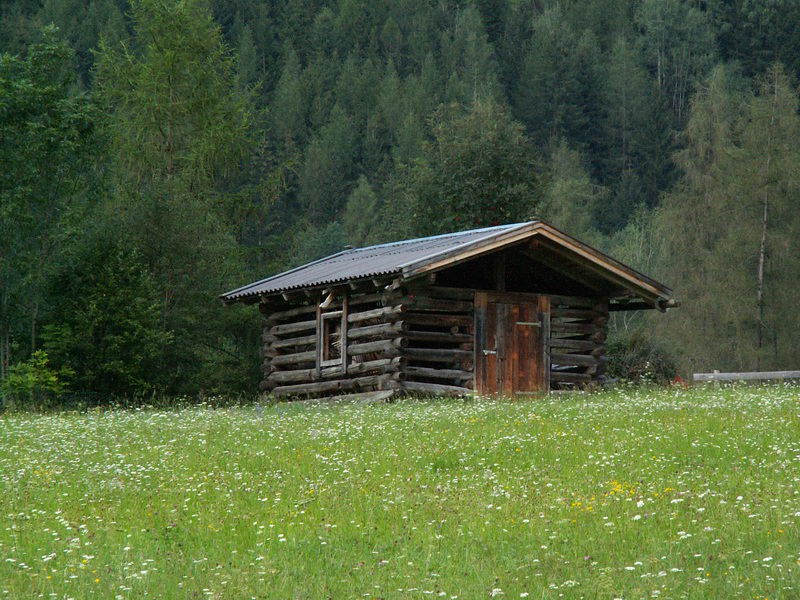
[439,4,501,105]
[271,44,307,145]
[0,27,97,377]
[297,105,358,225]
[513,8,602,152]
[96,0,254,392]
[540,140,605,245]
[636,0,716,122]
[343,176,380,247]
[410,100,541,235]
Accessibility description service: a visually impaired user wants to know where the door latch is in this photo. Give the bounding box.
[482,349,497,356]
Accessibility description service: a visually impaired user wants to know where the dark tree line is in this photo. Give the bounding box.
[2,0,800,403]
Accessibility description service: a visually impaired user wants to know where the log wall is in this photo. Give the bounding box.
[261,291,404,399]
[396,286,474,396]
[259,286,608,399]
[548,296,608,389]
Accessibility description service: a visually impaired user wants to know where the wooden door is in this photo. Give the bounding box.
[475,292,550,395]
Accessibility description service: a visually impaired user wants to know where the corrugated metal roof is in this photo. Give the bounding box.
[222,222,532,301]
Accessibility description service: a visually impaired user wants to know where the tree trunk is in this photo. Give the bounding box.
[755,74,778,369]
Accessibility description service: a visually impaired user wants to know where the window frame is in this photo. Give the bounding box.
[316,294,348,373]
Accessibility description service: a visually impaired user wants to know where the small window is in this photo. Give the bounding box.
[320,310,343,366]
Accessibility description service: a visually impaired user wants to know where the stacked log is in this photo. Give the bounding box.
[548,295,608,389]
[396,286,474,396]
[260,292,404,399]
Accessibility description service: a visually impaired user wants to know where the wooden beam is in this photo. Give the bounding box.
[273,374,391,397]
[348,305,404,324]
[403,348,473,361]
[403,366,473,382]
[270,318,317,336]
[551,353,602,367]
[309,390,397,404]
[404,330,473,344]
[401,381,472,396]
[269,357,402,384]
[550,371,592,384]
[692,370,800,382]
[272,350,317,367]
[549,338,602,351]
[518,244,607,293]
[347,321,405,341]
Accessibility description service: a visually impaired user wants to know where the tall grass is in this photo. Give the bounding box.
[1,385,798,598]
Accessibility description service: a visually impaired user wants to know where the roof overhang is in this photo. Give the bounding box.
[397,222,674,311]
[221,220,676,311]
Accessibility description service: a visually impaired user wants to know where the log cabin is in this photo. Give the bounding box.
[221,221,676,401]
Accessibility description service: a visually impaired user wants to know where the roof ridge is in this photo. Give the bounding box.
[221,221,553,302]
[342,222,533,255]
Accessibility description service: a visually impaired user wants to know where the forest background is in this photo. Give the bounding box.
[2,0,800,403]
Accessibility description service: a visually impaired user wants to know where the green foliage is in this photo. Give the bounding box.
[709,0,800,78]
[95,0,255,394]
[0,25,99,378]
[606,330,677,384]
[636,0,716,122]
[342,176,380,247]
[4,0,800,399]
[96,0,252,191]
[513,9,602,153]
[599,35,674,230]
[42,240,171,399]
[298,105,358,225]
[0,351,70,410]
[289,221,347,265]
[410,100,541,235]
[654,64,800,374]
[539,140,605,244]
[1,389,798,595]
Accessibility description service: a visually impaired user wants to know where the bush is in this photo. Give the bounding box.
[606,330,677,384]
[0,351,71,410]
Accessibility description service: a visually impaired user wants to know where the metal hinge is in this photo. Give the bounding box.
[516,321,541,327]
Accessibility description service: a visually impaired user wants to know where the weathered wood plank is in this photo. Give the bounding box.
[403,366,473,382]
[273,374,391,396]
[549,338,602,351]
[398,296,473,313]
[271,350,317,366]
[270,319,317,336]
[269,358,401,383]
[266,292,391,321]
[272,333,316,349]
[401,381,472,396]
[404,348,473,361]
[550,322,600,335]
[347,321,405,340]
[550,371,592,384]
[402,313,473,327]
[692,370,800,382]
[551,353,601,367]
[547,295,602,309]
[348,305,404,324]
[551,308,604,320]
[348,338,404,356]
[404,285,475,301]
[404,330,473,344]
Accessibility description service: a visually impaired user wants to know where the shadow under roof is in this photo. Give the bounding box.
[221,220,674,308]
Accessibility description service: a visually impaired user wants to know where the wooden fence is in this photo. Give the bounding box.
[693,370,800,383]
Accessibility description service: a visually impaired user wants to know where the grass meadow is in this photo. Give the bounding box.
[1,386,798,599]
